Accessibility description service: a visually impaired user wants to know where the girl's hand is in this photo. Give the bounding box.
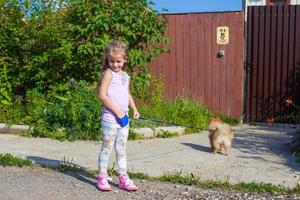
[133,110,140,119]
[116,110,126,119]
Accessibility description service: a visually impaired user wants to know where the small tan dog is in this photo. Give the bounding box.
[208,117,233,155]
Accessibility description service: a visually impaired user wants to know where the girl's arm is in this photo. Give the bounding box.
[98,70,125,118]
[129,94,140,119]
[128,82,140,119]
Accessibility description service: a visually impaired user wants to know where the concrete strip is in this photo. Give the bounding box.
[0,123,29,134]
[0,123,186,138]
[0,125,300,188]
[134,126,186,138]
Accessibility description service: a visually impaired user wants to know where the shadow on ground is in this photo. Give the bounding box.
[232,125,300,171]
[25,156,113,188]
[181,143,211,153]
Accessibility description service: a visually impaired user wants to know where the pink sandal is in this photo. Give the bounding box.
[97,173,112,191]
[118,174,138,191]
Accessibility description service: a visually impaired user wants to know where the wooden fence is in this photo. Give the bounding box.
[150,12,244,119]
[245,5,300,123]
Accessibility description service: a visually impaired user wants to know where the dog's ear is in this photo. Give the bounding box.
[210,117,222,123]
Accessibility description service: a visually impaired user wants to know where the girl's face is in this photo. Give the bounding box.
[108,52,127,73]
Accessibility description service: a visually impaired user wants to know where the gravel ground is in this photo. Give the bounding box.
[1,166,299,200]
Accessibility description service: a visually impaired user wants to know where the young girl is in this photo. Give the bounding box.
[97,41,140,191]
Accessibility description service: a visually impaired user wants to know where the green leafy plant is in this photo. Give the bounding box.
[2,0,169,102]
[277,97,300,159]
[128,128,144,140]
[283,97,300,124]
[64,0,170,100]
[106,164,149,179]
[24,81,103,141]
[0,92,237,141]
[128,171,150,179]
[155,130,179,138]
[0,153,32,167]
[0,100,27,125]
[0,64,12,107]
[0,0,28,107]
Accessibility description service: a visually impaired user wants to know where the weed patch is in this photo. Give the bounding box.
[158,171,300,195]
[55,158,81,172]
[155,130,179,138]
[0,153,32,167]
[106,164,150,179]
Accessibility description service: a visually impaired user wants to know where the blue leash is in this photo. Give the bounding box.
[138,116,208,131]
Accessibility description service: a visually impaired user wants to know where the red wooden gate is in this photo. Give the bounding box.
[245,5,300,123]
[150,12,244,119]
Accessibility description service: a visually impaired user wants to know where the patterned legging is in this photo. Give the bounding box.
[98,121,129,175]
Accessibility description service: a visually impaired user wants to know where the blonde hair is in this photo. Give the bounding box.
[102,40,129,72]
[96,41,129,98]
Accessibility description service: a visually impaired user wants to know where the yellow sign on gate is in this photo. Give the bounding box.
[217,26,229,45]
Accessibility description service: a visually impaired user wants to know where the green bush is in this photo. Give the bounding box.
[0,92,237,140]
[0,0,28,107]
[0,100,26,125]
[64,0,169,100]
[24,81,102,141]
[1,0,169,104]
[0,65,12,107]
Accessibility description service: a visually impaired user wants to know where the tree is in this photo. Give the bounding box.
[2,0,169,100]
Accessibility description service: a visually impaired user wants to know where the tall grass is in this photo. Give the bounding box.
[0,101,27,125]
[0,92,237,140]
[134,97,237,132]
